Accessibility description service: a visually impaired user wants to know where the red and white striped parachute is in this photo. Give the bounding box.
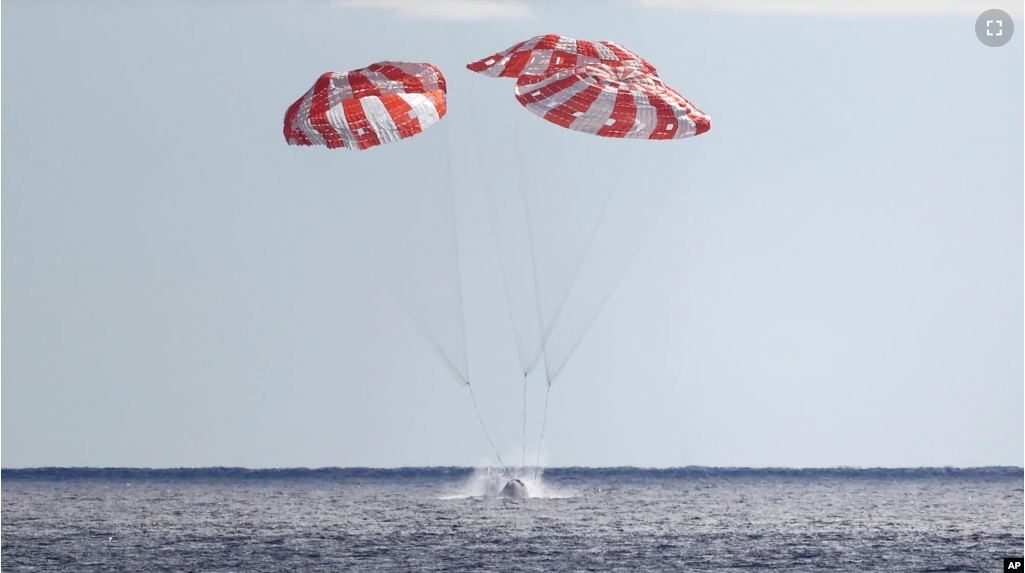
[467,34,658,78]
[515,64,710,139]
[468,35,710,140]
[284,62,447,151]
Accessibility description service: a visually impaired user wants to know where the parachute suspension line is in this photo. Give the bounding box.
[443,120,508,467]
[511,112,551,376]
[522,373,527,470]
[443,123,470,382]
[535,144,636,382]
[532,380,552,481]
[512,113,636,378]
[463,82,529,471]
[488,190,530,370]
[467,383,506,468]
[546,164,684,386]
[315,186,468,386]
[511,115,630,477]
[469,79,533,373]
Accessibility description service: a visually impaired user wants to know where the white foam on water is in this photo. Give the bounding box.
[439,459,574,500]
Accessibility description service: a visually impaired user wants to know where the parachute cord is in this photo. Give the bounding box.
[471,79,534,373]
[315,186,468,386]
[511,113,550,376]
[489,193,532,371]
[522,373,527,470]
[444,123,470,383]
[467,384,506,468]
[546,140,711,385]
[522,141,636,379]
[444,119,508,467]
[532,381,551,482]
[546,170,680,386]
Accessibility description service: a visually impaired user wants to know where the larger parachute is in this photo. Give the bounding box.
[515,64,710,139]
[468,34,709,140]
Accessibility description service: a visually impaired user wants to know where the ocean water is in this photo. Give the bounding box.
[2,467,1022,572]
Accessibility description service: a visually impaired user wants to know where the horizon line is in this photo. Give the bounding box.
[3,465,1022,472]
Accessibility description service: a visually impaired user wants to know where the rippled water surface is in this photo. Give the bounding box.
[2,467,1022,572]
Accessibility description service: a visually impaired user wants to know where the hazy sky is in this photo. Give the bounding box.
[3,0,1022,468]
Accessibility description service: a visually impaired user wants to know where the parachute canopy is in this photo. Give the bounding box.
[467,34,657,78]
[468,35,709,140]
[515,64,710,139]
[284,61,447,151]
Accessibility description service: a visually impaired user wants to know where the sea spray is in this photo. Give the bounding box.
[440,460,573,499]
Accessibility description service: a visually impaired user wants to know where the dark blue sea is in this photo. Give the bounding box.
[2,467,1022,572]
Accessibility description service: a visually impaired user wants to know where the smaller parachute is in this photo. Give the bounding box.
[514,64,710,139]
[467,34,657,79]
[284,61,447,151]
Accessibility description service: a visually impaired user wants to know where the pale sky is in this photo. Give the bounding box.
[2,0,1022,468]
